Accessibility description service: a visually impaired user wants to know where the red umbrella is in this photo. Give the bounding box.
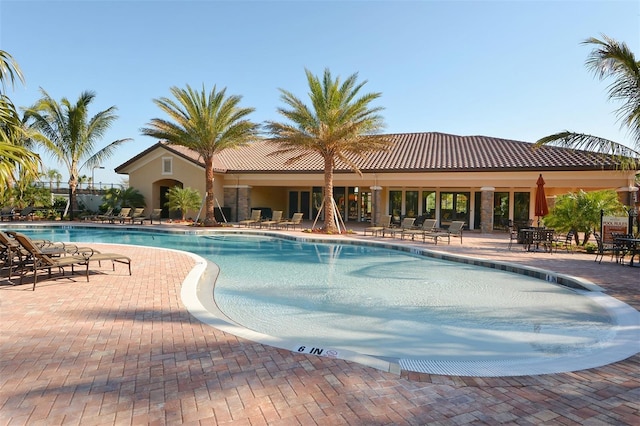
[535,174,549,226]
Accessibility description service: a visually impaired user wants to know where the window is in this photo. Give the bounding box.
[389,190,402,223]
[405,191,418,217]
[493,192,510,229]
[422,191,436,218]
[162,157,172,175]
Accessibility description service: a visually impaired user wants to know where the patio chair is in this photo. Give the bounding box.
[12,232,132,291]
[507,225,519,250]
[238,209,261,227]
[260,210,283,229]
[363,215,391,237]
[554,230,575,253]
[279,212,304,230]
[611,232,633,264]
[592,231,614,264]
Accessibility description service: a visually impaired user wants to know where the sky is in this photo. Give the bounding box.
[1,0,639,185]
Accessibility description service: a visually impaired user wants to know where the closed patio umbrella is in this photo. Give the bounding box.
[535,174,549,227]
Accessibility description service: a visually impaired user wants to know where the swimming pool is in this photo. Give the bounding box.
[10,226,640,376]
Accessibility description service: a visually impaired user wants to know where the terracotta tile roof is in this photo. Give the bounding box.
[116,132,623,174]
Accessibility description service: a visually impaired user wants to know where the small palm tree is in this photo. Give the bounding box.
[141,84,259,226]
[25,89,132,218]
[264,68,391,233]
[543,189,625,245]
[165,186,202,221]
[536,35,639,169]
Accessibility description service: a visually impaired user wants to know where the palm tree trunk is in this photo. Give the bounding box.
[204,158,217,226]
[323,156,337,233]
[69,177,78,220]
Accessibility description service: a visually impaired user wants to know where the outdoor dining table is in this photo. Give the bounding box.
[613,236,640,267]
[520,228,555,253]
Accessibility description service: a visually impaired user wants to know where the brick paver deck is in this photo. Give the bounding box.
[1,224,638,425]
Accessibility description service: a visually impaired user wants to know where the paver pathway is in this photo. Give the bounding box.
[1,227,639,425]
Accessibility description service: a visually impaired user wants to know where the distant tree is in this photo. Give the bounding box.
[102,186,145,210]
[24,89,132,218]
[543,189,626,245]
[164,186,202,221]
[78,175,88,190]
[264,68,391,233]
[536,35,639,170]
[44,168,62,191]
[141,84,259,226]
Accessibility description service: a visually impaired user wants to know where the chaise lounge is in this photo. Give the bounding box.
[12,232,132,291]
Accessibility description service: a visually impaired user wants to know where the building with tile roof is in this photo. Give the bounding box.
[115,132,638,231]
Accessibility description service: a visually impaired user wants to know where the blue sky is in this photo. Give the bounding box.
[1,0,639,185]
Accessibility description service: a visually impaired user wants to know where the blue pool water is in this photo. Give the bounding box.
[12,227,639,375]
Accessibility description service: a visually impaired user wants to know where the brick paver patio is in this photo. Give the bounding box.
[1,224,638,425]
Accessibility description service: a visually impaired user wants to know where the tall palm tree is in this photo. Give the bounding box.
[0,50,41,190]
[264,68,391,233]
[141,84,259,226]
[535,35,640,170]
[25,89,131,218]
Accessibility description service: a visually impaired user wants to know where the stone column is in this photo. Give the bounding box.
[370,186,382,225]
[223,185,252,222]
[480,186,495,233]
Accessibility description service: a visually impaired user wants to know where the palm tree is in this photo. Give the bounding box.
[141,84,259,226]
[164,186,202,222]
[264,68,391,233]
[543,189,625,245]
[24,89,132,218]
[535,35,640,170]
[0,50,41,190]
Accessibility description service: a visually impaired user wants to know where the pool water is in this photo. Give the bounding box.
[16,228,624,365]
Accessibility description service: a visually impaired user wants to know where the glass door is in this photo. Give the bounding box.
[440,192,470,227]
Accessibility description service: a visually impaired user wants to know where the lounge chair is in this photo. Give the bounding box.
[14,206,35,221]
[239,209,261,227]
[128,208,146,224]
[444,220,465,244]
[279,212,304,230]
[133,208,163,225]
[363,215,391,237]
[107,207,131,224]
[260,210,283,229]
[382,217,415,238]
[96,208,114,222]
[0,206,16,221]
[1,231,87,281]
[401,218,437,241]
[12,232,132,291]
